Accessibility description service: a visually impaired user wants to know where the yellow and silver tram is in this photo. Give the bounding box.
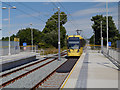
[67,35,84,57]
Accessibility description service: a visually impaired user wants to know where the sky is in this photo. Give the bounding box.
[0,0,119,39]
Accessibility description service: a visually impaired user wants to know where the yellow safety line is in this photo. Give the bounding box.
[87,45,101,46]
[20,45,36,47]
[61,53,84,89]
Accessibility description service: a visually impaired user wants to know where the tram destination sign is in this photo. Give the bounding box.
[69,37,79,41]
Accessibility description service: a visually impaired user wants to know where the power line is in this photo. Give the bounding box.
[2,2,45,22]
[58,2,78,29]
[50,0,58,8]
[50,1,78,31]
[57,1,79,30]
[16,1,58,22]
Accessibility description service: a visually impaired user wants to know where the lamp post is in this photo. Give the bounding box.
[101,21,103,53]
[30,23,33,52]
[2,6,16,55]
[93,31,95,49]
[58,7,61,61]
[106,1,109,52]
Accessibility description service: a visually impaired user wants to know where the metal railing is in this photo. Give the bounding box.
[102,47,120,70]
[102,47,120,63]
[0,41,20,56]
[20,45,38,53]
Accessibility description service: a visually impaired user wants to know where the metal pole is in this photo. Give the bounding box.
[106,1,109,52]
[94,31,95,49]
[101,21,103,53]
[32,28,33,52]
[30,24,33,52]
[8,7,11,55]
[58,7,61,61]
[35,45,36,53]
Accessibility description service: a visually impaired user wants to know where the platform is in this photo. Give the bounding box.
[61,49,119,89]
[0,52,36,71]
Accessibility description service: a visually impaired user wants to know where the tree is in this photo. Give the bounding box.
[90,15,120,47]
[89,35,94,44]
[2,37,9,41]
[2,11,67,49]
[16,28,43,45]
[42,11,67,48]
[10,34,16,41]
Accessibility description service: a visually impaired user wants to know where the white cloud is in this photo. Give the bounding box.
[65,5,118,38]
[64,18,93,38]
[93,2,106,7]
[3,18,9,21]
[16,13,42,18]
[72,7,117,17]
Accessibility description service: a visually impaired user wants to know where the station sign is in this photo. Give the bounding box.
[14,38,19,42]
[108,42,111,46]
[23,43,27,46]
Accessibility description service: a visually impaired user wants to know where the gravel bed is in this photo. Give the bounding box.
[1,58,54,84]
[0,52,60,76]
[0,57,44,76]
[4,58,67,88]
[39,72,68,88]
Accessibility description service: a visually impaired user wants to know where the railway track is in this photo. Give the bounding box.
[0,51,67,88]
[31,58,79,89]
[0,51,66,78]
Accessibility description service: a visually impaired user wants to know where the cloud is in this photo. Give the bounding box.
[3,18,9,21]
[65,5,118,38]
[93,2,106,7]
[16,13,42,18]
[72,7,117,17]
[64,18,93,38]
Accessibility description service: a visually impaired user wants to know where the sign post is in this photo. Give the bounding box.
[23,43,27,51]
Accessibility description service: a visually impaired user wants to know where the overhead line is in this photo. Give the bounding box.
[57,1,78,29]
[50,0,58,8]
[15,1,57,22]
[2,2,45,22]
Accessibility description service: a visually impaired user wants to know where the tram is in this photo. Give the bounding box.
[67,35,85,56]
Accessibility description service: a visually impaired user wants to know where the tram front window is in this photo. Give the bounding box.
[68,41,80,49]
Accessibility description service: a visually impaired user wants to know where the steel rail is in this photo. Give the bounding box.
[0,53,67,88]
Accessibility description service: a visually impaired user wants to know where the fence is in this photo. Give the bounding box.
[0,41,20,56]
[102,47,120,69]
[20,45,38,53]
[88,44,120,69]
[88,44,120,63]
[102,47,120,63]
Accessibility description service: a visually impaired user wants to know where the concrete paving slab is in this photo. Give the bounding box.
[61,50,118,89]
[61,53,86,88]
[87,50,118,88]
